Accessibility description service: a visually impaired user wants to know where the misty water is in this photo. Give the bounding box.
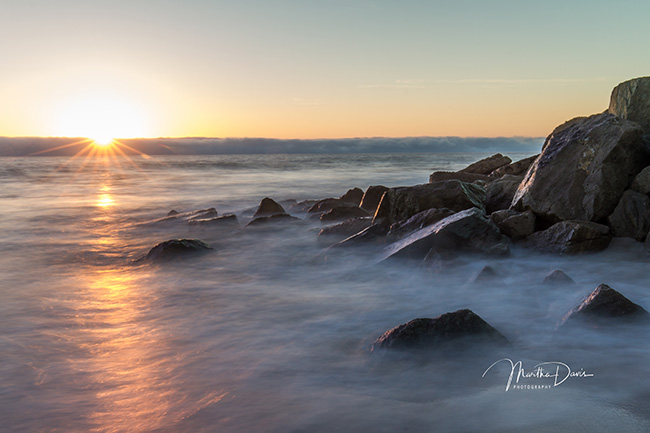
[1,152,650,432]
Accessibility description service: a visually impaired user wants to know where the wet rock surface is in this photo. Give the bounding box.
[485,175,523,214]
[524,220,611,255]
[459,153,512,175]
[254,197,286,218]
[320,206,370,222]
[490,154,539,177]
[609,76,650,133]
[543,269,576,285]
[560,284,649,327]
[359,185,389,214]
[136,239,212,263]
[607,190,650,241]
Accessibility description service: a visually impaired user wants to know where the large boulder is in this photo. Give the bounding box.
[254,197,286,218]
[428,171,490,183]
[388,207,455,239]
[136,239,212,263]
[371,309,509,351]
[630,166,650,195]
[485,175,523,213]
[382,207,508,261]
[460,153,512,175]
[374,180,485,226]
[493,210,535,240]
[490,154,539,177]
[609,76,650,133]
[607,190,650,241]
[512,112,648,223]
[559,284,649,327]
[360,185,389,214]
[308,198,357,214]
[339,187,364,206]
[318,217,372,239]
[524,220,611,254]
[320,206,370,222]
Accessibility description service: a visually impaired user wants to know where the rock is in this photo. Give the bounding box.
[136,239,212,263]
[290,200,319,213]
[371,309,509,351]
[490,154,539,177]
[374,180,486,227]
[388,208,455,239]
[247,214,301,227]
[332,223,389,248]
[360,185,389,214]
[543,269,575,285]
[185,208,218,222]
[308,198,357,214]
[609,76,650,133]
[494,210,535,240]
[560,284,649,327]
[318,217,372,239]
[607,190,650,241]
[485,175,523,214]
[472,265,498,284]
[382,207,509,261]
[524,220,611,255]
[320,206,370,222]
[340,187,364,206]
[143,208,219,226]
[188,214,239,228]
[490,209,518,225]
[167,209,179,216]
[428,171,490,183]
[512,112,647,223]
[460,153,512,175]
[631,166,650,195]
[254,197,286,218]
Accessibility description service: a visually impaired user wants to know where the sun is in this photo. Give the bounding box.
[93,136,115,147]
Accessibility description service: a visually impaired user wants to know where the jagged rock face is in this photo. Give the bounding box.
[308,198,357,214]
[374,180,485,226]
[371,309,509,351]
[512,112,647,223]
[318,217,372,239]
[247,214,301,227]
[524,220,611,255]
[339,187,364,206]
[136,239,212,263]
[494,210,535,240]
[429,171,490,183]
[560,284,649,327]
[485,175,523,214]
[607,190,650,241]
[543,269,575,285]
[460,153,512,175]
[490,154,539,177]
[631,166,650,195]
[609,76,650,133]
[388,207,455,239]
[254,197,286,218]
[360,185,389,214]
[382,207,508,261]
[320,206,370,222]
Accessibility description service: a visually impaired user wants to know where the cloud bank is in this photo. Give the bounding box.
[0,136,543,157]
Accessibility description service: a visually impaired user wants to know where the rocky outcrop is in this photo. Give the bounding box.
[492,210,535,240]
[247,214,301,227]
[188,214,239,228]
[460,153,512,175]
[332,223,388,247]
[308,198,358,214]
[371,309,509,351]
[320,206,370,222]
[631,167,650,195]
[525,220,611,255]
[429,171,490,183]
[607,190,650,241]
[254,197,286,218]
[318,217,372,239]
[374,180,485,226]
[136,239,212,263]
[490,154,539,177]
[559,284,649,327]
[360,185,389,214]
[340,187,364,206]
[187,208,218,222]
[387,207,455,239]
[543,270,575,285]
[141,208,219,227]
[382,207,508,261]
[485,175,523,214]
[609,76,650,133]
[512,112,647,223]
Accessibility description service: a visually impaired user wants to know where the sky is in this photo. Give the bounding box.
[1,0,649,139]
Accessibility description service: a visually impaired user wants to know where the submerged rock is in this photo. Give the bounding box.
[607,190,650,241]
[512,112,647,223]
[460,153,512,175]
[490,154,539,178]
[136,239,212,263]
[360,185,389,214]
[247,214,301,227]
[560,284,649,327]
[609,76,650,133]
[308,198,357,214]
[254,197,286,218]
[524,220,611,255]
[371,309,509,351]
[188,214,239,228]
[471,265,499,284]
[320,206,370,222]
[543,269,576,285]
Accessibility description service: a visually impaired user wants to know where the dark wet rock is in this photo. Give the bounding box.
[360,185,389,214]
[524,220,611,255]
[188,214,239,228]
[167,209,179,216]
[490,154,539,178]
[374,180,486,227]
[512,112,648,223]
[607,190,650,241]
[631,167,650,195]
[609,76,650,133]
[428,171,490,183]
[371,309,509,351]
[308,198,358,214]
[136,239,212,263]
[318,217,372,239]
[290,200,319,213]
[186,208,218,222]
[340,187,364,206]
[247,214,301,227]
[485,175,523,214]
[543,269,576,285]
[332,223,389,248]
[490,209,518,225]
[320,206,370,222]
[279,199,298,209]
[143,208,218,226]
[472,265,498,284]
[494,210,535,240]
[254,197,286,218]
[559,284,649,327]
[382,207,509,261]
[388,208,455,239]
[460,153,512,175]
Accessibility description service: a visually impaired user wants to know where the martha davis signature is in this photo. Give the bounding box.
[482,358,594,392]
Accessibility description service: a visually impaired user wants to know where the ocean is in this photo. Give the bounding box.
[1,152,650,432]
